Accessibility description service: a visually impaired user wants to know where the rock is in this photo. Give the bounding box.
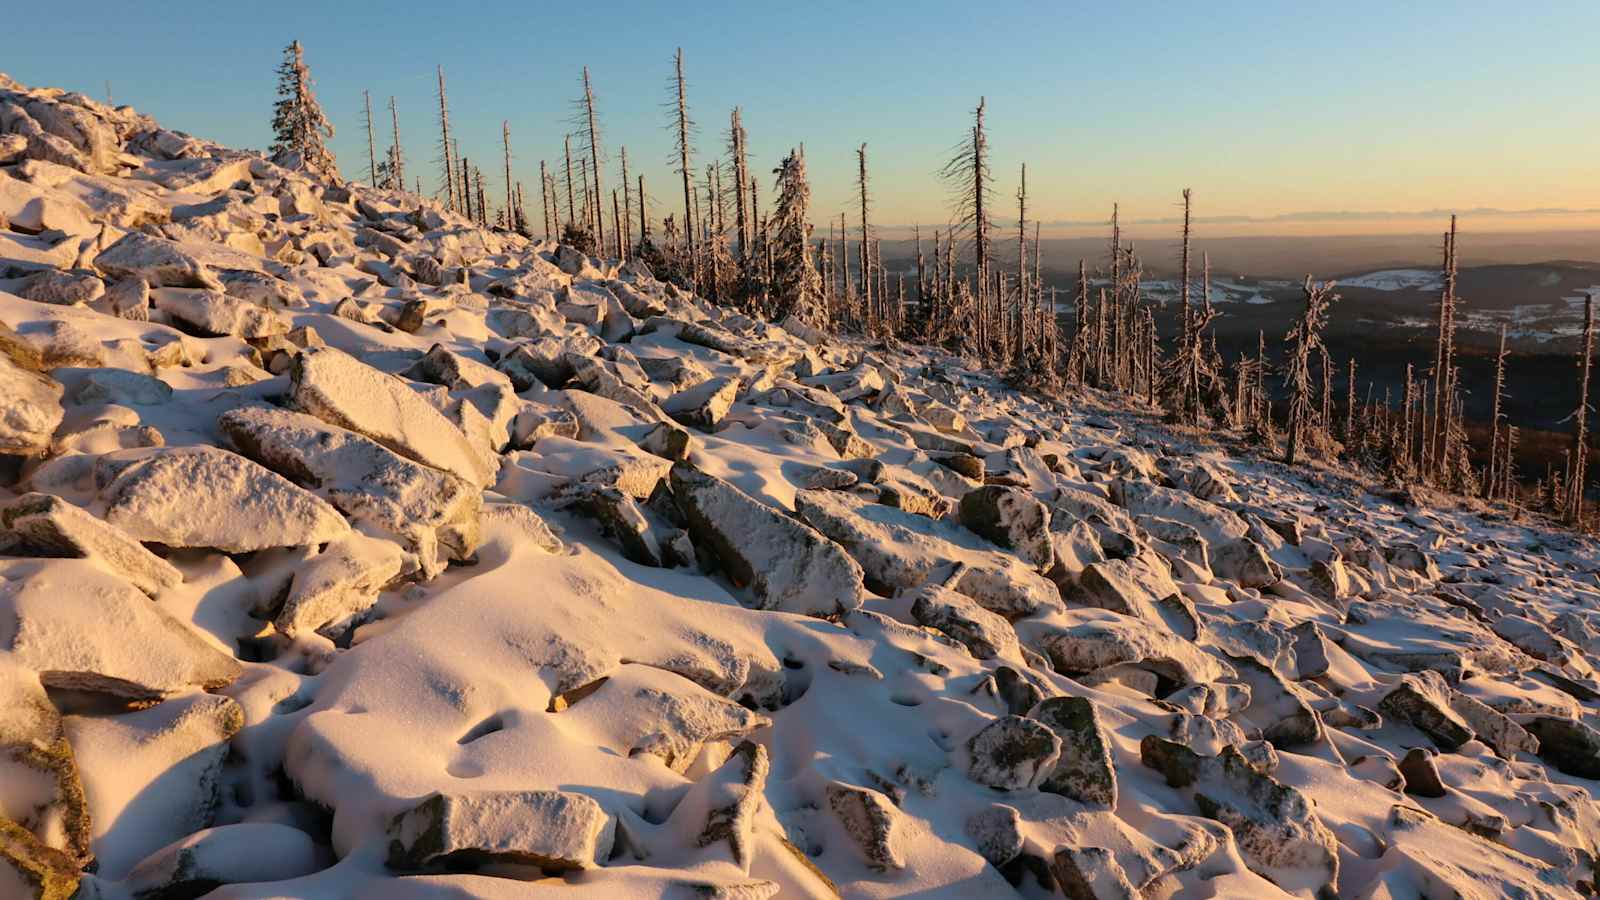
[1378,671,1473,752]
[934,451,985,481]
[274,533,405,638]
[801,364,884,402]
[1029,697,1117,808]
[90,278,150,320]
[1139,737,1338,890]
[1,559,242,702]
[1448,689,1538,758]
[670,465,865,617]
[910,583,1018,660]
[93,232,223,289]
[965,715,1062,791]
[0,492,181,597]
[793,488,1059,618]
[20,270,103,306]
[663,375,739,431]
[219,406,482,576]
[959,485,1054,572]
[1051,846,1139,900]
[681,741,768,870]
[101,446,350,553]
[964,805,1023,867]
[0,817,80,900]
[1383,544,1440,579]
[73,369,171,406]
[1210,538,1282,589]
[993,666,1046,716]
[0,330,64,456]
[1305,558,1350,603]
[1397,747,1446,797]
[152,288,287,338]
[0,661,90,866]
[1026,615,1225,685]
[638,421,695,462]
[1075,555,1176,622]
[385,790,614,873]
[1524,717,1600,779]
[574,487,662,567]
[64,694,245,878]
[290,346,493,488]
[825,782,904,871]
[403,344,511,392]
[120,824,323,900]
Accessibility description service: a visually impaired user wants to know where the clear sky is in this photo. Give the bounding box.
[8,0,1598,238]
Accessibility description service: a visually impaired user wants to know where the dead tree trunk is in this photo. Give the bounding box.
[582,66,604,250]
[1488,323,1508,498]
[502,121,514,221]
[436,66,455,211]
[673,48,696,286]
[363,90,377,186]
[1569,293,1595,524]
[387,96,404,190]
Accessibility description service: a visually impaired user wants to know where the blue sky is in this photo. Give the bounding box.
[9,1,1599,235]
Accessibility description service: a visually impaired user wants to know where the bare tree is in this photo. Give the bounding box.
[941,98,992,351]
[363,90,377,185]
[578,66,605,249]
[1569,293,1595,523]
[385,96,404,190]
[670,48,697,285]
[502,121,514,223]
[1488,323,1508,498]
[857,144,872,332]
[435,66,454,210]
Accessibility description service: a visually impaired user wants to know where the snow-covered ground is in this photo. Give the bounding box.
[3,73,1600,900]
[1337,270,1443,292]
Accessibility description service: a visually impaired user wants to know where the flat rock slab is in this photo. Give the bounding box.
[101,446,350,553]
[386,790,614,873]
[1,492,182,597]
[671,465,864,618]
[291,346,493,488]
[219,405,482,576]
[1,559,241,703]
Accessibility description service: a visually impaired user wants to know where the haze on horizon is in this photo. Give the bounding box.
[9,0,1598,242]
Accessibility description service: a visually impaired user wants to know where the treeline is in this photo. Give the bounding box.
[268,41,1599,533]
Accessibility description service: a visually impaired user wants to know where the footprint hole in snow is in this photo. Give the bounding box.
[889,692,923,707]
[456,712,506,745]
[781,664,813,706]
[928,728,953,751]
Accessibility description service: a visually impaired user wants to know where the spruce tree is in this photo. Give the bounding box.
[1285,277,1340,466]
[770,149,822,326]
[270,40,338,179]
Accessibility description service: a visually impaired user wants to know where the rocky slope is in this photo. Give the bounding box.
[2,73,1599,899]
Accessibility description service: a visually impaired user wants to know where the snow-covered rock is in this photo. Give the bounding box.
[100,446,350,552]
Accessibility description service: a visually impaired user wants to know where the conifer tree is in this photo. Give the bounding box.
[1284,276,1339,466]
[270,40,338,179]
[771,148,823,326]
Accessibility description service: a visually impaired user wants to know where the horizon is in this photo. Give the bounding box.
[8,0,1600,244]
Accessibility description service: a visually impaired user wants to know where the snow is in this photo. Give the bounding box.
[1337,268,1443,291]
[1,70,1600,900]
